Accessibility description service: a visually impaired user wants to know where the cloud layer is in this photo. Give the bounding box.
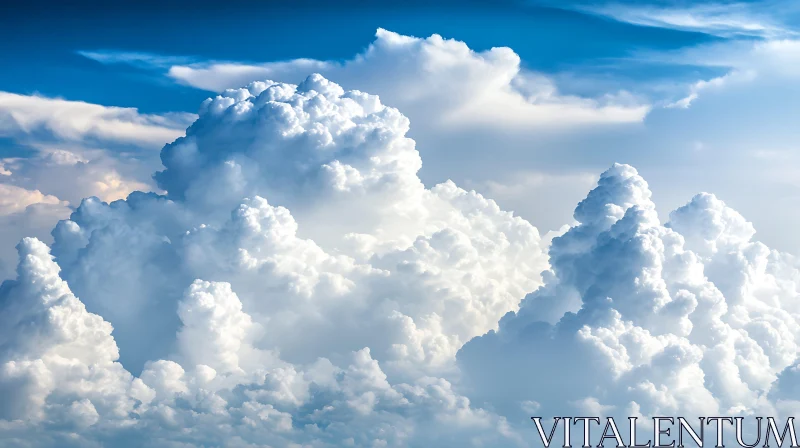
[1,75,799,447]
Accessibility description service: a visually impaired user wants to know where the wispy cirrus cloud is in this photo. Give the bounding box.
[76,50,196,70]
[556,0,799,39]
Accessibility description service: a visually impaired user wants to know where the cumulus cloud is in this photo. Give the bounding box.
[0,239,524,447]
[458,163,800,423]
[0,148,156,280]
[47,74,548,374]
[2,74,800,446]
[0,75,552,445]
[103,29,649,129]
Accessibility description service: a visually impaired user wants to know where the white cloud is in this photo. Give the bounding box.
[458,164,800,422]
[73,29,653,244]
[0,184,65,216]
[0,151,152,281]
[0,75,551,446]
[0,91,193,147]
[76,50,195,69]
[81,28,653,242]
[642,39,800,75]
[168,58,332,91]
[2,149,153,205]
[160,29,650,129]
[665,70,756,108]
[523,33,800,255]
[2,73,800,446]
[572,1,795,38]
[0,238,136,428]
[47,75,548,375]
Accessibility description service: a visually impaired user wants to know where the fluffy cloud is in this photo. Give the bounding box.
[0,238,138,442]
[159,29,650,129]
[2,74,800,446]
[0,239,520,447]
[50,74,548,374]
[0,149,156,280]
[0,75,549,445]
[458,163,800,422]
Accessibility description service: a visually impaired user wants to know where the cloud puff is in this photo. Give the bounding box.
[0,238,137,435]
[458,163,800,421]
[2,74,800,446]
[0,75,550,445]
[49,74,548,374]
[0,239,521,447]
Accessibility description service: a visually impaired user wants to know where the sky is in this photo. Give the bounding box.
[2,0,800,447]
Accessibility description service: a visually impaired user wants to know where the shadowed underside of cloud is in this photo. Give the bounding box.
[0,75,799,447]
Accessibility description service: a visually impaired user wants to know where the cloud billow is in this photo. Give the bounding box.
[458,164,800,420]
[0,75,797,447]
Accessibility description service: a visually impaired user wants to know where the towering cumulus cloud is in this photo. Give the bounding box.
[0,75,798,447]
[459,164,800,421]
[0,75,546,446]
